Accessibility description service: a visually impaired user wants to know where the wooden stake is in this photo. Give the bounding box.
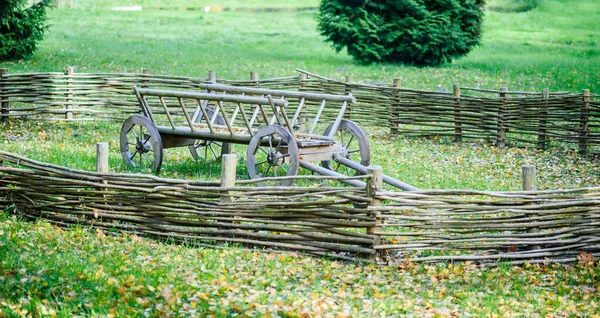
[537,88,549,149]
[522,165,536,191]
[250,71,258,87]
[141,68,151,89]
[0,68,8,122]
[496,87,508,148]
[221,154,237,204]
[390,79,402,135]
[367,165,382,259]
[96,142,109,173]
[208,70,216,84]
[344,75,353,119]
[580,89,590,155]
[65,66,74,120]
[298,73,308,132]
[453,84,462,142]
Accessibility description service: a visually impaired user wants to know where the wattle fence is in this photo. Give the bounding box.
[1,150,599,264]
[1,67,600,264]
[1,67,599,153]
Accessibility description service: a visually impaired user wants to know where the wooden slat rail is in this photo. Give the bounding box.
[135,87,288,107]
[199,82,356,103]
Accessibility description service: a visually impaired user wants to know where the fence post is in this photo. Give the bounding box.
[580,89,590,155]
[96,142,109,173]
[344,75,353,119]
[522,165,540,249]
[96,142,111,222]
[389,79,401,136]
[141,68,150,88]
[0,68,8,122]
[522,165,536,191]
[496,87,508,148]
[298,73,308,132]
[453,84,462,142]
[250,71,259,88]
[221,154,237,204]
[65,66,74,120]
[367,165,383,259]
[208,70,216,84]
[537,88,549,149]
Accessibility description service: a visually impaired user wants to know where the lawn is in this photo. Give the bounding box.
[1,0,600,316]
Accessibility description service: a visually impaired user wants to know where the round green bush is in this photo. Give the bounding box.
[0,0,51,61]
[317,0,485,66]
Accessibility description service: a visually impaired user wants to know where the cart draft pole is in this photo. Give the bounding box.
[0,68,8,122]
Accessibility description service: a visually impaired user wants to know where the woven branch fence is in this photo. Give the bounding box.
[1,150,598,264]
[1,67,599,153]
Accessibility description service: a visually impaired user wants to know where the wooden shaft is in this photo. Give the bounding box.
[453,84,462,142]
[65,66,74,120]
[537,88,549,149]
[580,89,590,155]
[496,87,508,148]
[221,154,237,203]
[0,68,8,122]
[367,165,383,258]
[96,142,109,173]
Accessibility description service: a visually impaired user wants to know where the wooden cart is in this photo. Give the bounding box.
[120,83,372,186]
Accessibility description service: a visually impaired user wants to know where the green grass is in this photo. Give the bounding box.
[1,216,599,317]
[3,0,599,93]
[1,1,600,315]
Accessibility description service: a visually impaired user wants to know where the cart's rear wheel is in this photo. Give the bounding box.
[189,107,231,161]
[321,119,370,175]
[247,125,299,186]
[120,115,163,173]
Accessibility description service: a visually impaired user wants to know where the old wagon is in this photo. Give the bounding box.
[120,83,372,186]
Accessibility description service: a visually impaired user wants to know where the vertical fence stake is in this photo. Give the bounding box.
[522,165,540,250]
[453,84,462,142]
[537,88,549,149]
[208,70,216,84]
[344,75,353,119]
[141,68,151,89]
[390,79,402,136]
[522,165,536,191]
[496,87,508,148]
[250,71,258,87]
[96,142,111,222]
[298,73,308,132]
[221,154,237,204]
[65,66,74,120]
[96,142,109,173]
[580,89,590,155]
[0,68,8,123]
[367,165,383,260]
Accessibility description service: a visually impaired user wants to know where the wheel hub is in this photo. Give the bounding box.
[135,137,150,154]
[267,152,279,166]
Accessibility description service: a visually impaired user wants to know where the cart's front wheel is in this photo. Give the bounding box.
[321,119,370,174]
[189,107,231,161]
[247,125,299,186]
[120,115,163,173]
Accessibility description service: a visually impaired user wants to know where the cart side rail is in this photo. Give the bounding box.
[132,86,294,138]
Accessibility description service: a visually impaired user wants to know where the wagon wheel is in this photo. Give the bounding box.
[247,125,299,186]
[322,119,370,175]
[189,107,231,161]
[120,115,163,173]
